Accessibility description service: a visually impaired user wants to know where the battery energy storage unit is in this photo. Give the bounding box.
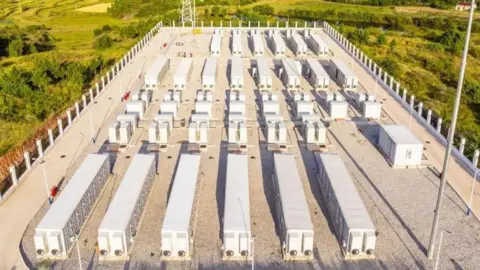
[98,154,156,260]
[173,58,193,90]
[378,125,424,168]
[289,32,308,56]
[305,59,329,91]
[202,58,218,90]
[251,33,264,56]
[223,154,251,259]
[34,154,110,259]
[256,58,272,90]
[270,34,286,57]
[144,57,170,89]
[281,59,302,90]
[307,34,328,57]
[161,154,202,260]
[125,100,146,119]
[272,154,314,260]
[230,58,244,90]
[329,59,358,91]
[231,31,242,56]
[315,153,376,259]
[210,34,222,56]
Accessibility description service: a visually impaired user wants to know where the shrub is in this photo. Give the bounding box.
[94,34,113,50]
[93,28,103,36]
[7,39,24,57]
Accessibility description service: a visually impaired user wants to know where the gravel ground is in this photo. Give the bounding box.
[21,28,480,270]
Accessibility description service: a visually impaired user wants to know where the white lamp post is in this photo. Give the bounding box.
[70,234,83,270]
[409,104,420,130]
[40,160,51,204]
[467,169,480,216]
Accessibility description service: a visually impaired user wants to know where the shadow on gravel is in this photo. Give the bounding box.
[259,146,278,237]
[216,140,228,240]
[329,131,428,265]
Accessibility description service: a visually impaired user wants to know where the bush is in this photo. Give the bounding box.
[253,4,274,15]
[94,34,113,50]
[376,33,387,45]
[102,24,112,32]
[7,39,24,57]
[93,28,103,36]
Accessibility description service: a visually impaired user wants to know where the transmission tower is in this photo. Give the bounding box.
[181,0,196,26]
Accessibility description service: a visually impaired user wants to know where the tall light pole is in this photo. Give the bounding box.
[89,109,95,143]
[70,234,83,270]
[40,160,51,204]
[251,236,255,270]
[427,0,476,259]
[409,104,420,130]
[467,169,480,216]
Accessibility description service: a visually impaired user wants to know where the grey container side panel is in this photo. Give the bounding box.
[36,154,110,255]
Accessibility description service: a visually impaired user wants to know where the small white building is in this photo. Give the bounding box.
[117,114,138,131]
[262,90,278,102]
[328,101,348,120]
[263,100,280,116]
[131,90,152,107]
[148,114,173,144]
[295,100,314,118]
[160,101,179,118]
[363,101,382,119]
[108,122,132,144]
[378,125,423,168]
[189,114,210,144]
[301,115,326,144]
[173,58,193,90]
[230,100,246,115]
[195,101,213,117]
[196,90,213,103]
[125,100,146,120]
[164,90,182,106]
[229,90,245,102]
[228,115,247,145]
[266,116,286,145]
[329,59,358,91]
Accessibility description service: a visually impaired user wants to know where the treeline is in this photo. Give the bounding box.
[0,55,109,122]
[0,24,54,57]
[326,0,457,8]
[196,0,258,6]
[108,0,180,18]
[91,18,160,50]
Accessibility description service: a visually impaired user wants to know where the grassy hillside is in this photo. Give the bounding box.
[1,0,480,159]
[0,0,164,156]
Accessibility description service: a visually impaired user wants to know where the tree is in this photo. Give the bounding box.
[7,39,24,57]
[212,6,221,17]
[376,33,387,46]
[389,39,396,52]
[204,7,210,17]
[102,24,112,32]
[253,4,274,15]
[94,34,113,50]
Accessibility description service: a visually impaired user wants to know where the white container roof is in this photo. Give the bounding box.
[257,58,271,78]
[252,34,264,50]
[380,125,423,145]
[330,58,356,78]
[273,34,285,49]
[273,154,313,231]
[174,58,193,78]
[162,154,201,232]
[99,154,155,231]
[145,57,169,78]
[224,154,251,232]
[306,59,329,79]
[231,58,244,78]
[311,34,327,48]
[211,34,222,49]
[37,154,109,230]
[202,58,218,78]
[282,58,301,78]
[317,153,375,230]
[292,33,307,48]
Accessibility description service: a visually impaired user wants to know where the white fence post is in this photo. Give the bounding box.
[37,139,44,157]
[57,118,63,136]
[437,118,442,133]
[472,150,480,166]
[24,151,31,170]
[9,166,18,186]
[67,110,72,126]
[459,137,466,154]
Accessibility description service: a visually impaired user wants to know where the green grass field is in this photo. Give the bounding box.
[0,0,141,155]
